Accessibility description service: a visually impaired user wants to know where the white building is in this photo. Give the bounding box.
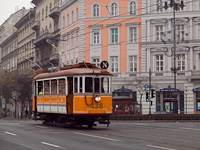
[141,0,200,114]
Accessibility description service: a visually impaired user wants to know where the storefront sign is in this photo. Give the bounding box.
[160,89,179,92]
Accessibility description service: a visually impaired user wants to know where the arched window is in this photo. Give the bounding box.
[130,1,136,15]
[156,0,163,13]
[111,2,118,16]
[93,4,99,17]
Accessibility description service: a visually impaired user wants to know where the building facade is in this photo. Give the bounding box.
[31,0,61,69]
[60,0,142,114]
[0,7,29,71]
[15,9,36,70]
[141,0,200,114]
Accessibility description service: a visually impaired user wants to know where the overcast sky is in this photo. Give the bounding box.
[0,0,33,25]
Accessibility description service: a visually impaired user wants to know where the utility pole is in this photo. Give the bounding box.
[164,0,185,114]
[149,68,152,115]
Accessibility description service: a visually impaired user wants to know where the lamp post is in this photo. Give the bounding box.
[46,39,64,67]
[164,0,185,113]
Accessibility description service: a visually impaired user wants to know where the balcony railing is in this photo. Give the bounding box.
[49,7,59,19]
[34,30,52,45]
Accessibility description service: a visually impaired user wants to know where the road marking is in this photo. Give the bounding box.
[41,142,61,148]
[147,145,178,150]
[5,131,17,136]
[180,127,200,131]
[10,123,19,125]
[74,132,120,142]
[36,125,47,129]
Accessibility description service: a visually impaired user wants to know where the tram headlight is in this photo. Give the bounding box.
[94,95,101,102]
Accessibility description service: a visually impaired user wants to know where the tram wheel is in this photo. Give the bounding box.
[87,124,93,128]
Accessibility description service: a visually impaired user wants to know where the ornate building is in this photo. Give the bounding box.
[141,0,200,114]
[31,0,61,69]
[15,9,36,70]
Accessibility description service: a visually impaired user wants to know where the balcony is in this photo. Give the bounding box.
[49,7,59,19]
[34,30,52,46]
[31,21,40,31]
[52,28,60,41]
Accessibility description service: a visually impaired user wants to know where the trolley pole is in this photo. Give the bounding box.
[149,68,152,115]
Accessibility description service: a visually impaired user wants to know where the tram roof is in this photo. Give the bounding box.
[33,63,112,81]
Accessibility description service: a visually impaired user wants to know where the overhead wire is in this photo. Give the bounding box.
[61,0,200,60]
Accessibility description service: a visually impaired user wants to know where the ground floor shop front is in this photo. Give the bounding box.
[112,77,200,115]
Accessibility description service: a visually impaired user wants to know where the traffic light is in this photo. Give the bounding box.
[146,92,150,102]
[151,89,156,98]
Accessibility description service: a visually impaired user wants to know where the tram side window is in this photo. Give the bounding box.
[101,77,109,93]
[85,77,93,93]
[58,79,65,94]
[44,81,50,94]
[38,81,43,95]
[74,77,78,93]
[68,77,73,94]
[80,77,83,93]
[51,80,57,94]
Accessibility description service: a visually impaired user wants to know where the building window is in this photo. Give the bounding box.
[71,10,74,23]
[177,24,184,41]
[198,24,200,39]
[92,57,100,67]
[42,9,44,20]
[156,55,163,71]
[93,4,99,17]
[129,56,137,72]
[46,6,48,18]
[71,33,74,49]
[111,56,118,73]
[76,7,79,21]
[156,0,163,13]
[111,2,118,16]
[155,25,163,41]
[67,14,69,25]
[93,29,100,44]
[76,31,79,46]
[177,54,185,71]
[130,1,136,15]
[129,27,137,43]
[111,28,118,44]
[63,16,65,28]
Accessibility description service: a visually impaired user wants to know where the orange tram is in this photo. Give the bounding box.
[32,62,112,128]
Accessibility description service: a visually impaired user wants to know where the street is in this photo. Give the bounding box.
[0,119,200,150]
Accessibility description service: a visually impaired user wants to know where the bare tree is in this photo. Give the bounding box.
[126,76,148,114]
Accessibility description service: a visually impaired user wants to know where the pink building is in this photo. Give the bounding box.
[60,0,142,114]
[60,0,142,73]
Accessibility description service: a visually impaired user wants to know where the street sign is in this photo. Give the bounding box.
[2,98,5,109]
[144,84,149,89]
[100,61,109,69]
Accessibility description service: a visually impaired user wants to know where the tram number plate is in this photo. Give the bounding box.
[92,102,103,109]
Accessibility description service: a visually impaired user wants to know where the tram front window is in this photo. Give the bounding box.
[85,77,93,93]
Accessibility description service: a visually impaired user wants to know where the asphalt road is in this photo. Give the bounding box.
[0,119,200,150]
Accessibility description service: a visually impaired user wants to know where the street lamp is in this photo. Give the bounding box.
[164,0,185,113]
[23,57,43,70]
[46,39,64,67]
